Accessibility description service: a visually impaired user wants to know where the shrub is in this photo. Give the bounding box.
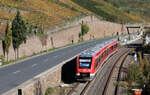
[81,24,89,35]
[45,87,55,95]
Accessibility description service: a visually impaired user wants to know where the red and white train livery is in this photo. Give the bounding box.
[76,39,119,81]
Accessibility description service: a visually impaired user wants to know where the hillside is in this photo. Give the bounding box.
[0,0,149,33]
[70,0,145,23]
[0,0,86,27]
[105,0,150,22]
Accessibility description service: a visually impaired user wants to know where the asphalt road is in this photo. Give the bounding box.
[0,37,114,94]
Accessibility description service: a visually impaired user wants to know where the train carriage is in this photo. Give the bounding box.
[76,39,119,81]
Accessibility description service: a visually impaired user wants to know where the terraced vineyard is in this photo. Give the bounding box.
[0,0,149,30]
[71,0,144,23]
[105,0,150,22]
[0,0,80,26]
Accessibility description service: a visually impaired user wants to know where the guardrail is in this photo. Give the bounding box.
[119,34,141,45]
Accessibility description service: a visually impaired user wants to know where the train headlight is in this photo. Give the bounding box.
[76,73,80,76]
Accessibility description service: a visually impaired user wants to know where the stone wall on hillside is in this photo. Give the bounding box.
[0,16,139,61]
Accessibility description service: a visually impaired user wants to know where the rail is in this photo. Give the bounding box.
[67,48,132,95]
[102,49,132,95]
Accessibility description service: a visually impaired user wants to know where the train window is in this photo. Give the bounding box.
[112,46,114,50]
[99,56,101,62]
[79,57,92,68]
[98,56,101,64]
[104,51,106,57]
[106,51,107,56]
[102,53,104,57]
[108,48,110,53]
[114,44,117,49]
[110,46,112,50]
[95,58,99,68]
[109,48,111,52]
[114,44,117,48]
[107,49,109,55]
[106,50,108,56]
[101,54,103,60]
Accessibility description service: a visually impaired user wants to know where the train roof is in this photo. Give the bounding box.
[79,39,117,57]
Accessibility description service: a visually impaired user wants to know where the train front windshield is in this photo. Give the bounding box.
[79,57,92,68]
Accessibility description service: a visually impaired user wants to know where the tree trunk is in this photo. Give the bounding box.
[7,52,8,61]
[14,49,16,60]
[17,48,19,59]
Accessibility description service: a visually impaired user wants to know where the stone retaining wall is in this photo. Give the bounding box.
[1,16,139,95]
[0,15,137,61]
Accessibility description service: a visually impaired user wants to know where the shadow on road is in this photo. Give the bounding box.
[61,57,77,84]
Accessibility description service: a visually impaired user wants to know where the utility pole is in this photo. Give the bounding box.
[117,32,120,41]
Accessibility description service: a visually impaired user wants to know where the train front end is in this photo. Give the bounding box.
[76,56,94,81]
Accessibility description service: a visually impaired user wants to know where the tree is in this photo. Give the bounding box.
[118,64,143,94]
[3,22,12,61]
[12,11,27,59]
[79,22,89,41]
[81,24,89,36]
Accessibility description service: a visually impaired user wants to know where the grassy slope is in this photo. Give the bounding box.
[104,0,150,22]
[71,0,144,23]
[0,0,80,26]
[0,0,149,28]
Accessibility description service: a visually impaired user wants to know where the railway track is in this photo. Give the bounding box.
[67,48,132,95]
[102,49,132,95]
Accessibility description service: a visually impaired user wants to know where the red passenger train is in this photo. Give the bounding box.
[76,39,119,81]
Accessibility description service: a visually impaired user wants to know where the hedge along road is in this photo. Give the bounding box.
[0,37,114,94]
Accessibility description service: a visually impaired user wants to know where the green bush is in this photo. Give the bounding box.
[79,23,89,41]
[0,55,5,62]
[81,24,89,35]
[45,87,55,95]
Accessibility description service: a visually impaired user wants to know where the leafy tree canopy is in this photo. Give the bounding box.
[12,11,27,51]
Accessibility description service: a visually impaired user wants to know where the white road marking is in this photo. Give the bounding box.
[13,70,20,74]
[54,55,58,58]
[73,48,77,50]
[44,59,49,62]
[32,64,37,67]
[61,53,65,55]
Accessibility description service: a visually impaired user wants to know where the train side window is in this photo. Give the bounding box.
[115,44,117,48]
[111,46,113,51]
[99,55,101,63]
[114,44,116,49]
[98,56,100,63]
[106,49,108,56]
[107,48,109,55]
[95,59,98,68]
[101,55,103,60]
[104,51,106,56]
